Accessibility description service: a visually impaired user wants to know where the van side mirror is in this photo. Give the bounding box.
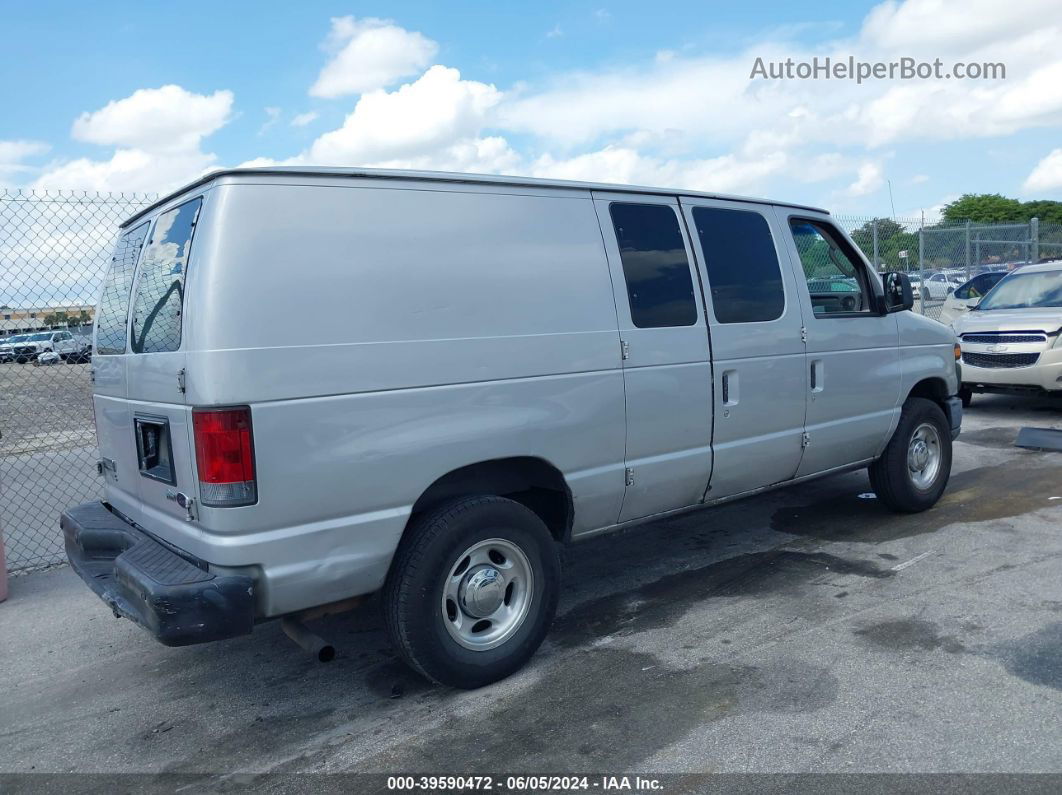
[883,271,914,313]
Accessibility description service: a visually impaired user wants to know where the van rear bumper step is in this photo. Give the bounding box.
[61,502,255,646]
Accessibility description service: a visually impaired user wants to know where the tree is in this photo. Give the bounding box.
[1020,200,1062,225]
[942,193,1062,224]
[942,194,1024,224]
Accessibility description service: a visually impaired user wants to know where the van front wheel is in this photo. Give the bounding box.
[869,397,952,513]
[383,495,561,689]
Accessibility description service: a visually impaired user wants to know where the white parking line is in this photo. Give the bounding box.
[891,550,934,571]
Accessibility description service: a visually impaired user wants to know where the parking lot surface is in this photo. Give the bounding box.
[0,362,100,570]
[1,394,1061,786]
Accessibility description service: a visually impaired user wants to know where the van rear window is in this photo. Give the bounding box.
[131,198,201,354]
[96,222,148,355]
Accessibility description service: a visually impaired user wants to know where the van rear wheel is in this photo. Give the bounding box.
[383,495,560,689]
[869,397,952,513]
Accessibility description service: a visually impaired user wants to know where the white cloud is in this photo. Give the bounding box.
[1023,148,1062,192]
[71,85,232,151]
[546,25,564,39]
[846,162,885,196]
[35,85,233,193]
[33,148,217,194]
[0,139,49,185]
[258,106,281,135]
[301,65,507,169]
[309,17,438,98]
[859,0,1061,54]
[0,139,49,165]
[291,111,319,127]
[530,146,788,194]
[499,0,1062,158]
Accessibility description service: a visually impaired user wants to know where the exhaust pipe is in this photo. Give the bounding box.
[281,617,335,662]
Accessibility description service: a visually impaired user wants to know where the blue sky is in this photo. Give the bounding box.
[2,0,1061,217]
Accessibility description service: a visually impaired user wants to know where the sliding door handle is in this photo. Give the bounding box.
[810,360,824,393]
[722,370,739,406]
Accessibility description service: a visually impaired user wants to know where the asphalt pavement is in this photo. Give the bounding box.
[1,393,1060,787]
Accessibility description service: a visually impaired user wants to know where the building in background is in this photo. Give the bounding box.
[0,304,95,337]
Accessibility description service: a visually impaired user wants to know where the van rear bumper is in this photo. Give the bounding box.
[61,501,255,646]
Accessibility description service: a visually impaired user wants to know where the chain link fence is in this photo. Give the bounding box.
[2,189,1062,575]
[1,189,156,573]
[837,215,1062,321]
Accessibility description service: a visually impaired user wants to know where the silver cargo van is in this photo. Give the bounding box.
[62,167,962,688]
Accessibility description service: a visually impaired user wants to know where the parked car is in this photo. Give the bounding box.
[954,260,1062,406]
[7,329,83,363]
[921,271,965,300]
[906,274,923,300]
[0,334,30,362]
[65,335,93,363]
[938,271,1009,327]
[61,167,962,689]
[806,275,862,312]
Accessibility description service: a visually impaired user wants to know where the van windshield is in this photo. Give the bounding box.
[976,270,1062,310]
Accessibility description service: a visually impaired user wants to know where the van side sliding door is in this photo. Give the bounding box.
[679,198,808,499]
[592,193,713,522]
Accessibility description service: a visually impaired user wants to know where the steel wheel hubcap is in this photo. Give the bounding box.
[442,538,534,651]
[907,422,941,490]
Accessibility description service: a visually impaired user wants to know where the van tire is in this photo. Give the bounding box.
[959,387,973,408]
[383,495,561,689]
[869,397,952,513]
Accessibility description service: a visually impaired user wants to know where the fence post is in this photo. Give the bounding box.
[964,220,971,274]
[1031,217,1039,263]
[913,222,921,273]
[872,219,879,270]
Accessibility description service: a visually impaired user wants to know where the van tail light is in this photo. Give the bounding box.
[192,407,257,507]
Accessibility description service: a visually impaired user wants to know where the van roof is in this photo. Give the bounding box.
[120,166,828,227]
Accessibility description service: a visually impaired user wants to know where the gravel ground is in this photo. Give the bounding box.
[1,392,1061,790]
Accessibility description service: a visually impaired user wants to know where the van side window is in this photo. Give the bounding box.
[693,207,784,323]
[609,203,697,328]
[131,198,201,353]
[789,219,875,316]
[96,222,149,355]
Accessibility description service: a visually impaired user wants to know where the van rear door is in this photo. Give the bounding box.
[123,198,201,526]
[91,222,149,516]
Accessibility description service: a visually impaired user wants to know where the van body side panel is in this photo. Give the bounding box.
[172,182,625,615]
[680,198,807,499]
[591,193,713,524]
[895,312,961,449]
